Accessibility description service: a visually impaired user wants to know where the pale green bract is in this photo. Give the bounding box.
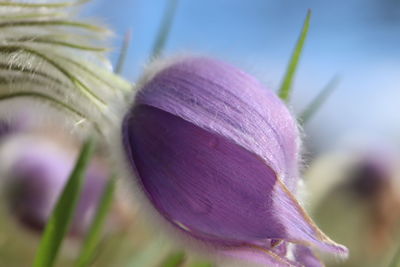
[0,0,132,135]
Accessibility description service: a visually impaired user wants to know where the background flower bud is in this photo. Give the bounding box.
[306,148,400,267]
[0,133,107,236]
[122,56,347,265]
[0,127,144,266]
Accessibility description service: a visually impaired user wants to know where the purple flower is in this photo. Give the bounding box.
[2,135,107,236]
[122,57,348,265]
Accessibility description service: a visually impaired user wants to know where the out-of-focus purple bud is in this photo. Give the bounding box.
[122,57,348,265]
[346,155,393,199]
[307,148,400,266]
[1,135,107,236]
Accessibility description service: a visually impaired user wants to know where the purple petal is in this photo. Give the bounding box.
[273,180,348,256]
[123,105,347,256]
[123,105,283,244]
[293,245,324,267]
[269,239,288,256]
[135,57,300,191]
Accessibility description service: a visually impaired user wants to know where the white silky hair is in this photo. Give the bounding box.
[0,0,132,139]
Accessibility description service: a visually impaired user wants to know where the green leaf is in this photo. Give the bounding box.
[298,75,339,124]
[115,30,131,74]
[33,138,96,267]
[278,9,311,102]
[160,251,186,267]
[150,0,179,59]
[76,175,117,267]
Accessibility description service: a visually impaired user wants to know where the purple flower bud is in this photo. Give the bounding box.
[122,57,348,264]
[347,155,392,199]
[2,135,107,236]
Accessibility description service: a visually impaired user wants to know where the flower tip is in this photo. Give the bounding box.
[325,242,349,259]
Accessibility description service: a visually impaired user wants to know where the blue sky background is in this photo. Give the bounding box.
[85,0,400,153]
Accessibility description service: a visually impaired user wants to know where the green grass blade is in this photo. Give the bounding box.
[76,175,117,267]
[160,251,185,267]
[33,138,96,267]
[298,75,339,124]
[278,9,311,102]
[115,30,131,74]
[150,0,179,59]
